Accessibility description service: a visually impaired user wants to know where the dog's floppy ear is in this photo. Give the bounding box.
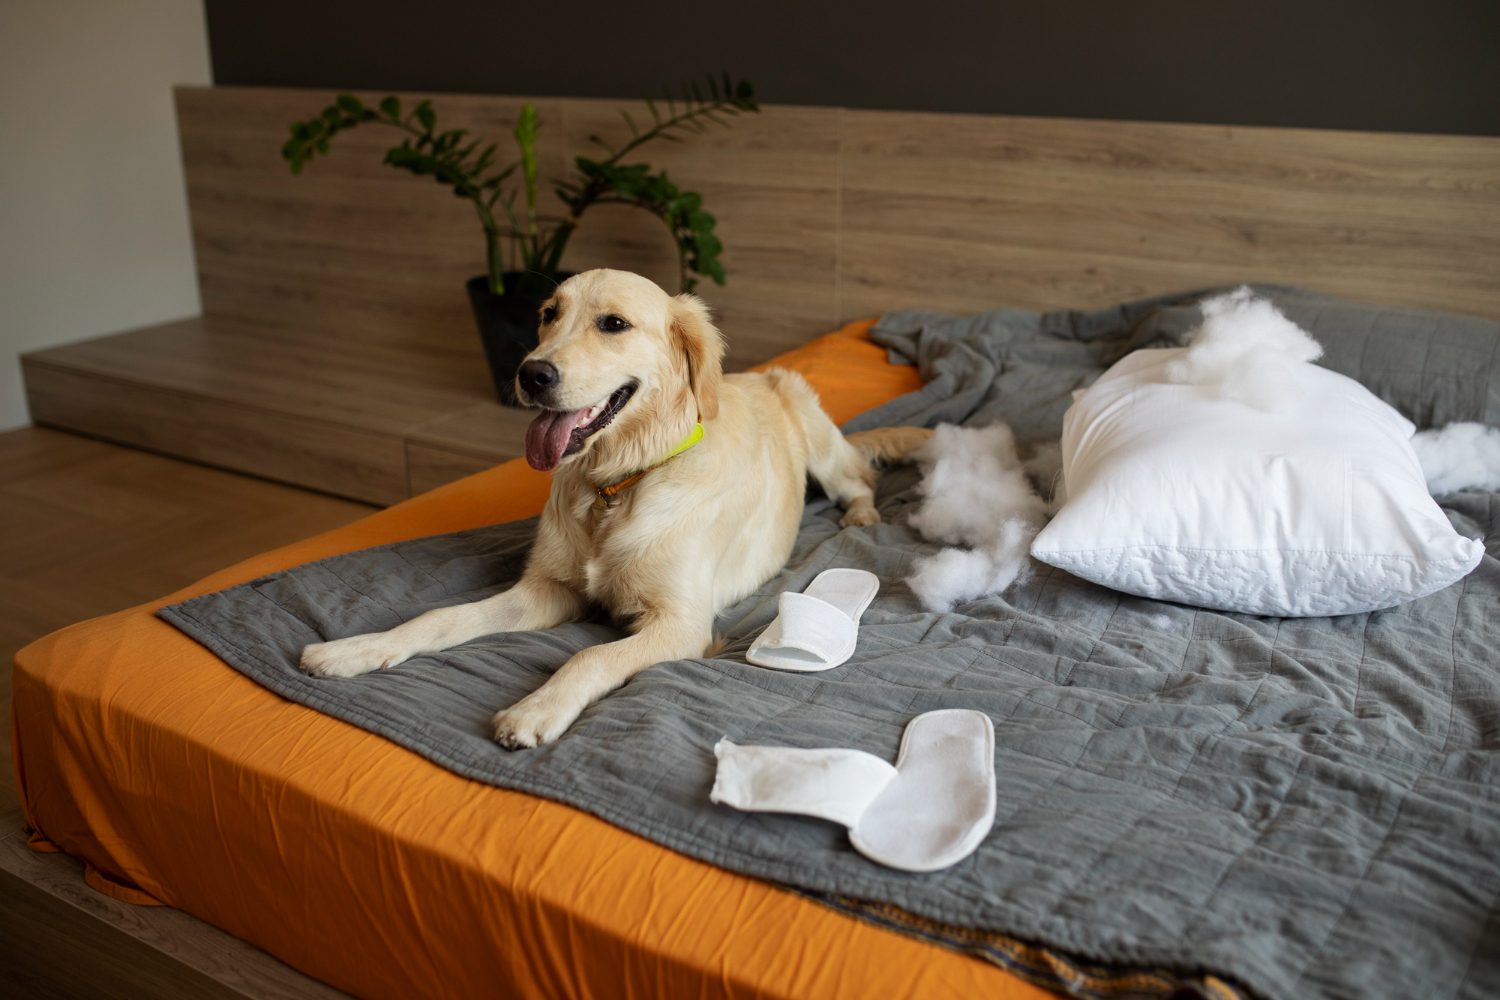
[670,293,726,420]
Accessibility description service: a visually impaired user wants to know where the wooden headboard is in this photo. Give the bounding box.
[178,87,1500,373]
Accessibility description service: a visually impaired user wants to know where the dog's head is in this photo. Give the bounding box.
[515,269,725,475]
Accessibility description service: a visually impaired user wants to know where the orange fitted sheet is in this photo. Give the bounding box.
[12,320,1052,999]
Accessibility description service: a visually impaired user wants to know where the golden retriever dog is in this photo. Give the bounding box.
[301,269,928,747]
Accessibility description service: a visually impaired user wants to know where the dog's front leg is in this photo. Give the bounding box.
[492,613,710,749]
[300,575,583,679]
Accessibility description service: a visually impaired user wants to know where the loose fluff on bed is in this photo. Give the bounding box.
[1166,287,1324,410]
[1412,422,1500,494]
[907,423,1049,612]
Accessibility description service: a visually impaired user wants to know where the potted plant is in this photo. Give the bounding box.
[280,77,759,404]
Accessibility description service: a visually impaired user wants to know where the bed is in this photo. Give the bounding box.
[18,290,1500,999]
[17,325,1073,998]
[12,89,1500,1000]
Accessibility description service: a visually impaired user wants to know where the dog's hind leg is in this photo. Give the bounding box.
[808,431,880,527]
[807,423,933,528]
[846,426,934,464]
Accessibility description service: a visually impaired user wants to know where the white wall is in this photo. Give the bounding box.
[0,0,211,430]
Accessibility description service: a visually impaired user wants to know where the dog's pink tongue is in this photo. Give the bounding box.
[525,408,590,471]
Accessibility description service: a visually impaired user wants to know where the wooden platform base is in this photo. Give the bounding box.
[0,821,346,1000]
[23,315,535,505]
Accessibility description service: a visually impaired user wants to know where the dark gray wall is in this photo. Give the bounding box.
[206,1,1500,136]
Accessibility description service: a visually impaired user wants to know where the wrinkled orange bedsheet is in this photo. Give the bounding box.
[12,321,1050,999]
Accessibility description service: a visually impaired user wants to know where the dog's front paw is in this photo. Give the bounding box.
[840,505,881,528]
[492,694,582,750]
[300,633,411,678]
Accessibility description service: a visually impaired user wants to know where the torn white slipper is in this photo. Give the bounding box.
[710,709,996,872]
[746,568,879,672]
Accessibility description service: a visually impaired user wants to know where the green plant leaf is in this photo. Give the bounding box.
[336,94,364,115]
[384,144,419,166]
[414,101,435,132]
[472,143,497,173]
[379,96,400,118]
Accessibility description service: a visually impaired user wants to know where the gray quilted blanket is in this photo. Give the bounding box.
[162,287,1500,1000]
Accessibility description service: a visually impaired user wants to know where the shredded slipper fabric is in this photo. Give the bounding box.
[710,709,997,872]
[745,568,879,671]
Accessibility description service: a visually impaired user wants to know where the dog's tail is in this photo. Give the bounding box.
[847,426,932,466]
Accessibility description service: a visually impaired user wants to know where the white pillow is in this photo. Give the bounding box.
[1029,348,1485,617]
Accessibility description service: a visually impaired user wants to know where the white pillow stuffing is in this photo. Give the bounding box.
[1029,291,1484,617]
[1411,422,1500,495]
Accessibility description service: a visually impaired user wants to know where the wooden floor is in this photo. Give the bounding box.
[1,426,371,998]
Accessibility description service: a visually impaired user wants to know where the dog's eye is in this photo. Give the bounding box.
[540,305,558,325]
[596,314,631,334]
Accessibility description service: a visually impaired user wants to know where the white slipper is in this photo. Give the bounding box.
[746,568,879,672]
[710,709,996,872]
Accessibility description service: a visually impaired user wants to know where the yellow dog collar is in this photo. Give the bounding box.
[591,423,705,512]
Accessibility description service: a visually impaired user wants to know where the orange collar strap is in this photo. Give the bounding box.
[590,423,705,513]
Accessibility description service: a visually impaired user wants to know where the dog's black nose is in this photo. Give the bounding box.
[517,359,560,399]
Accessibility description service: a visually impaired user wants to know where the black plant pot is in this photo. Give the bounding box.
[465,272,568,407]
